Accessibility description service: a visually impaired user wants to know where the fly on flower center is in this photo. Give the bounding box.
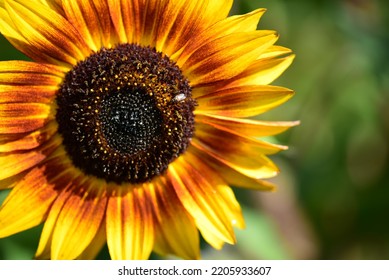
[55,44,196,184]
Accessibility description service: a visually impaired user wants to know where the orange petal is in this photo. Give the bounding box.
[177,8,266,64]
[0,121,57,152]
[106,186,154,260]
[0,103,52,134]
[62,0,113,51]
[106,0,128,43]
[0,166,58,238]
[137,0,162,47]
[50,181,108,259]
[152,0,233,56]
[0,62,61,110]
[108,0,233,54]
[0,85,58,104]
[108,0,145,44]
[108,0,162,45]
[0,136,59,182]
[169,157,238,249]
[0,117,49,134]
[0,60,64,86]
[0,103,51,118]
[196,114,299,138]
[2,0,90,65]
[182,31,278,86]
[195,85,294,118]
[149,179,200,260]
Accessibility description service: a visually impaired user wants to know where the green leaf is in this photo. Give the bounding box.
[235,206,290,259]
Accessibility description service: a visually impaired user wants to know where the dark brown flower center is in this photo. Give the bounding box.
[56,44,196,184]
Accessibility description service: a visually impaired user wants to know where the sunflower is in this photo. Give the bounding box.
[0,0,296,260]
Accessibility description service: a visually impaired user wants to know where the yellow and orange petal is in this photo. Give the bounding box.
[149,178,200,259]
[106,186,154,260]
[0,0,296,260]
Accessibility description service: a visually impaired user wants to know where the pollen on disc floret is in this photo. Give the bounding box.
[56,44,196,184]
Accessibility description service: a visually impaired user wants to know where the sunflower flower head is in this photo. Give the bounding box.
[0,0,297,260]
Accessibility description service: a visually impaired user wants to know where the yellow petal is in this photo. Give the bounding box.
[189,45,294,98]
[192,138,279,180]
[34,165,84,259]
[190,146,277,191]
[195,85,294,118]
[259,45,293,59]
[36,0,64,15]
[0,173,24,190]
[3,0,90,65]
[0,5,25,42]
[76,223,106,260]
[0,166,57,238]
[182,31,278,86]
[196,121,288,155]
[149,179,200,260]
[0,150,44,180]
[227,54,295,87]
[50,181,107,260]
[35,181,74,259]
[169,157,238,248]
[106,186,154,260]
[196,114,299,138]
[184,152,245,228]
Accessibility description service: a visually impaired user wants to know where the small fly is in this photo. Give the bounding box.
[171,93,186,103]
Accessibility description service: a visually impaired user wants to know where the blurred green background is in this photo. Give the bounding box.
[1,0,388,259]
